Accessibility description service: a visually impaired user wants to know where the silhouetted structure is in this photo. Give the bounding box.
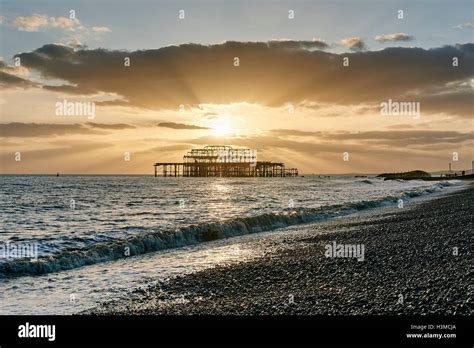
[154,145,298,177]
[377,170,431,180]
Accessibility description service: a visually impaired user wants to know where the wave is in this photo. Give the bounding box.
[0,182,455,278]
[359,179,373,184]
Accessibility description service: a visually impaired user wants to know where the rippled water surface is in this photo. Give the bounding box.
[0,175,461,314]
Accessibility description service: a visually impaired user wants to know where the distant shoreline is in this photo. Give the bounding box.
[383,174,474,181]
[1,173,473,178]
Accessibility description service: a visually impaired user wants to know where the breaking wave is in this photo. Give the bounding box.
[359,179,374,184]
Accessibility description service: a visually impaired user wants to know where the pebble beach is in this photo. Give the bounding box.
[88,183,473,315]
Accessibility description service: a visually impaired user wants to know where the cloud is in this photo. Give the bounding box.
[0,141,113,164]
[268,38,328,50]
[13,14,49,32]
[181,129,471,173]
[416,89,474,118]
[92,26,111,33]
[386,124,415,130]
[12,14,80,32]
[374,33,414,43]
[268,129,471,146]
[85,122,135,130]
[183,132,465,162]
[49,17,80,30]
[11,14,110,44]
[0,122,135,137]
[269,129,323,137]
[454,22,473,30]
[64,37,86,49]
[0,60,35,88]
[43,84,97,95]
[0,71,34,88]
[95,99,132,107]
[340,36,367,51]
[0,123,102,137]
[157,122,209,130]
[202,112,219,119]
[13,42,474,118]
[137,143,194,155]
[325,130,472,145]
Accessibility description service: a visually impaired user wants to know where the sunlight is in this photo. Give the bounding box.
[212,117,232,136]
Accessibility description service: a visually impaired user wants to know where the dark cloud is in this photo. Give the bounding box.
[0,122,134,137]
[267,39,328,50]
[374,33,414,43]
[417,89,474,118]
[340,37,367,51]
[0,71,34,88]
[0,141,113,164]
[0,59,35,88]
[13,42,474,118]
[157,122,209,130]
[0,123,101,137]
[386,124,416,130]
[85,122,135,130]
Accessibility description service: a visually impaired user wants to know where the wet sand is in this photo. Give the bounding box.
[88,183,472,315]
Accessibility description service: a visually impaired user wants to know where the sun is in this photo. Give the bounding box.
[212,118,232,136]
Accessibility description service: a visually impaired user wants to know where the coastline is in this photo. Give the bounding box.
[88,183,473,315]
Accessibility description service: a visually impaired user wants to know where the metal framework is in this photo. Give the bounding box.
[154,145,298,177]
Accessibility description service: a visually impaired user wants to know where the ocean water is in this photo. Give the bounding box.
[0,175,461,314]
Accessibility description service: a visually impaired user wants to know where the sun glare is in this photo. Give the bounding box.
[212,118,232,136]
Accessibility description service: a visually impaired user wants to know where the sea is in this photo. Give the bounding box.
[0,175,463,314]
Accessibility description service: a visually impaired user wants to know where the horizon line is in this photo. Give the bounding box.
[1,169,472,177]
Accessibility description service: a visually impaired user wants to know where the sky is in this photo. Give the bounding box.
[0,0,473,174]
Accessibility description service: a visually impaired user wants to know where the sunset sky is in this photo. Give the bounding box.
[1,0,473,174]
